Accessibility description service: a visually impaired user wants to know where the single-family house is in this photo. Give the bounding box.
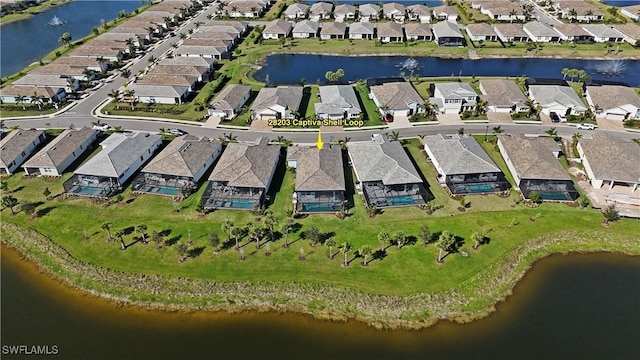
[201,137,280,210]
[314,85,362,120]
[262,19,292,39]
[556,1,603,23]
[0,129,46,175]
[404,23,432,41]
[466,23,498,42]
[523,21,560,42]
[29,65,91,82]
[287,146,346,213]
[0,85,66,105]
[370,81,424,117]
[12,74,79,93]
[149,65,210,83]
[68,45,124,62]
[479,1,525,22]
[320,22,347,40]
[133,135,223,196]
[383,2,405,22]
[612,23,640,45]
[585,85,640,121]
[432,21,465,46]
[528,85,586,117]
[497,134,578,201]
[358,3,380,22]
[581,24,625,43]
[406,4,431,23]
[348,134,429,208]
[173,45,227,60]
[250,86,303,120]
[552,23,594,42]
[51,56,109,73]
[432,5,458,22]
[208,84,252,119]
[128,84,190,104]
[493,23,529,42]
[157,56,216,72]
[22,127,98,177]
[64,132,162,198]
[430,82,477,114]
[377,21,404,42]
[292,20,320,38]
[577,133,640,193]
[136,75,198,94]
[221,1,265,18]
[334,4,356,22]
[284,3,309,20]
[309,2,333,21]
[424,134,508,194]
[348,22,376,40]
[479,79,529,113]
[181,38,233,52]
[621,4,640,21]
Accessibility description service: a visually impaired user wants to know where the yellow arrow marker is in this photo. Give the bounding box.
[316,129,324,150]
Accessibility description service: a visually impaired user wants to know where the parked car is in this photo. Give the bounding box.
[168,128,187,136]
[385,113,394,123]
[92,124,111,131]
[576,123,596,130]
[549,112,560,123]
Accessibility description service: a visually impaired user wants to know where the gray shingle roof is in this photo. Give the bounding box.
[370,82,423,110]
[587,85,640,110]
[209,84,252,111]
[288,146,345,191]
[377,21,404,37]
[498,134,571,181]
[466,23,497,37]
[128,84,190,98]
[263,19,293,35]
[310,2,333,14]
[22,127,97,170]
[293,20,319,34]
[358,3,380,16]
[208,137,280,188]
[348,135,423,185]
[348,22,375,35]
[315,85,362,116]
[581,24,624,38]
[284,3,309,16]
[579,133,640,183]
[0,129,44,169]
[334,4,356,15]
[157,57,216,68]
[432,21,463,38]
[435,82,477,99]
[75,132,161,178]
[523,21,559,37]
[251,86,303,114]
[143,135,222,178]
[320,22,347,35]
[424,134,500,175]
[404,23,432,36]
[479,79,527,107]
[528,85,586,111]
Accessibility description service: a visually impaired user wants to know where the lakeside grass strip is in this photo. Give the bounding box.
[2,222,638,330]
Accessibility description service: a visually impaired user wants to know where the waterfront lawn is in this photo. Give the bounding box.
[2,140,639,298]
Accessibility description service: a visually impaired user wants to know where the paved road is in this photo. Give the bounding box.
[517,0,561,26]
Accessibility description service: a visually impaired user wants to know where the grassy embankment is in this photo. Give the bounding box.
[1,138,639,328]
[0,0,70,25]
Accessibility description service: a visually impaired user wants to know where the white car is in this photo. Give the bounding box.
[576,123,596,130]
[168,128,187,136]
[92,124,110,131]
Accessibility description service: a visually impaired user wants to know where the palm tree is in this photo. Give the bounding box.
[263,211,276,232]
[339,242,352,266]
[378,231,390,251]
[176,242,188,261]
[359,245,372,266]
[326,238,336,259]
[112,125,123,133]
[561,67,570,80]
[545,127,559,141]
[223,220,234,242]
[219,132,238,145]
[420,226,431,247]
[123,88,136,110]
[30,93,43,110]
[280,223,292,248]
[305,226,320,247]
[568,8,577,22]
[394,231,405,250]
[436,231,456,263]
[101,222,113,241]
[275,135,292,147]
[147,55,157,64]
[179,32,187,40]
[115,229,126,250]
[210,231,221,253]
[492,125,504,135]
[335,137,351,150]
[58,32,72,46]
[388,130,400,141]
[474,99,487,116]
[152,230,163,249]
[248,223,263,248]
[2,195,19,215]
[136,224,148,244]
[572,132,582,144]
[231,226,243,250]
[471,231,483,250]
[15,94,26,110]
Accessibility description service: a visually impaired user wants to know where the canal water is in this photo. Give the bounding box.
[1,246,639,360]
[255,54,640,86]
[0,0,140,78]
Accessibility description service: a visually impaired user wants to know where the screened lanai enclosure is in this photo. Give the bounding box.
[63,175,118,198]
[362,181,430,207]
[201,181,265,210]
[446,172,510,194]
[520,179,579,201]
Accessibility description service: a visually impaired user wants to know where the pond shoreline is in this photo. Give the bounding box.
[2,222,638,330]
[0,0,72,26]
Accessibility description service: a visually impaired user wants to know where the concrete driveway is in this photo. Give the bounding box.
[596,117,625,131]
[436,113,464,125]
[487,112,514,124]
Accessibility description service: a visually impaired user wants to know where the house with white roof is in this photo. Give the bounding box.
[64,132,162,197]
[581,24,624,43]
[22,127,98,177]
[314,85,362,120]
[585,85,640,121]
[250,86,303,120]
[523,21,560,42]
[431,82,477,114]
[528,85,586,117]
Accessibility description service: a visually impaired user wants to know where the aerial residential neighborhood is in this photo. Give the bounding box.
[1,0,639,356]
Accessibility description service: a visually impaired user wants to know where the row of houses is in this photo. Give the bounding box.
[0,0,202,106]
[214,0,273,19]
[282,2,459,23]
[3,128,638,214]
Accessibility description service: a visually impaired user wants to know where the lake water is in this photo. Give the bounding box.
[1,246,639,360]
[603,0,640,6]
[0,0,140,77]
[255,54,640,86]
[307,0,443,6]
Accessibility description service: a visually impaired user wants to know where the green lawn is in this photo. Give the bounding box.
[355,82,383,124]
[2,138,638,298]
[102,101,208,122]
[0,105,58,118]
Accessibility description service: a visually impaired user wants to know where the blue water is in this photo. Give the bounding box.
[307,0,443,6]
[137,184,180,196]
[602,0,640,6]
[1,0,140,77]
[389,196,415,205]
[72,186,109,196]
[255,55,640,86]
[467,184,494,193]
[302,203,339,212]
[538,191,571,201]
[230,199,255,209]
